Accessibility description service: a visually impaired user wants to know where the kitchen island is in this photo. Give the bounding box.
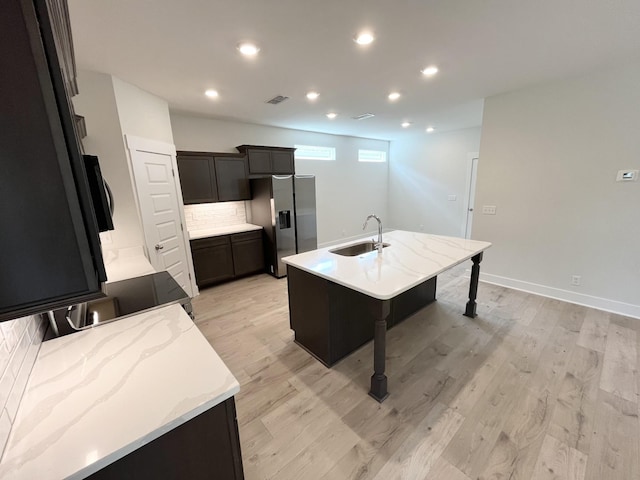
[282,230,491,402]
[0,304,243,479]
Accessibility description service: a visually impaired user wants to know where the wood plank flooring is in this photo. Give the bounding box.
[191,269,640,480]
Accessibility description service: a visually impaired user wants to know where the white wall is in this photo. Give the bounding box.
[170,114,389,245]
[74,71,176,253]
[474,60,640,318]
[388,128,482,236]
[73,71,145,250]
[112,77,174,144]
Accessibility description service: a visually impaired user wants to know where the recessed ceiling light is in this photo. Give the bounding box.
[326,112,337,119]
[401,122,412,128]
[354,32,375,45]
[306,91,320,100]
[426,126,435,133]
[388,92,401,101]
[421,65,439,76]
[237,42,260,56]
[205,89,219,98]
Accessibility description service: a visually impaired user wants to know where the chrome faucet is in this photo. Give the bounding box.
[363,214,383,253]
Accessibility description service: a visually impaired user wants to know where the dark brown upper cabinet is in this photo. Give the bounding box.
[177,152,250,204]
[236,145,295,177]
[214,155,250,201]
[0,0,107,322]
[176,153,218,204]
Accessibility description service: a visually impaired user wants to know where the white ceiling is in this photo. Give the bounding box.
[68,0,640,141]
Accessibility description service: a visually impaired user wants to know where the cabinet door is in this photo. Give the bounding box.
[214,156,250,201]
[190,237,234,287]
[177,155,218,204]
[0,0,105,322]
[246,150,271,174]
[271,151,295,174]
[87,398,244,480]
[231,232,264,276]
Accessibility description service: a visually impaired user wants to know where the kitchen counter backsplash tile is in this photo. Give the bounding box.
[183,201,247,231]
[0,315,46,458]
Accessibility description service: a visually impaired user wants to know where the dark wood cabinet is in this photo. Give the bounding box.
[176,154,218,204]
[214,156,250,201]
[190,236,234,287]
[244,149,271,174]
[177,152,249,204]
[0,0,106,322]
[236,145,295,177]
[231,231,265,277]
[271,150,295,174]
[190,230,264,288]
[87,397,244,480]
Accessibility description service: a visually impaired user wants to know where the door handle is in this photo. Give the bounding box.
[155,244,164,251]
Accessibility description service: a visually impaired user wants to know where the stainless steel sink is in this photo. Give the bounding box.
[329,241,390,256]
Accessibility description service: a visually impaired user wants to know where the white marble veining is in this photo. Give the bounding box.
[283,230,491,300]
[0,304,239,480]
[102,246,156,283]
[189,223,262,240]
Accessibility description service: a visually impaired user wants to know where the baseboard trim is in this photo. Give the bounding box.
[479,272,640,320]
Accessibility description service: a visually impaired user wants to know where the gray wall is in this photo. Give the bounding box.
[474,60,640,317]
[388,127,482,236]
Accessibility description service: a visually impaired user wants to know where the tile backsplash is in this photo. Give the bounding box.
[0,314,47,458]
[184,201,248,231]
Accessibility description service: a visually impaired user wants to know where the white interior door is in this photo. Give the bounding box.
[463,155,479,239]
[126,136,196,297]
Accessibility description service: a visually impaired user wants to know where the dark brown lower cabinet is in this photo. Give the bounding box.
[87,397,244,480]
[231,231,265,277]
[287,265,437,366]
[191,231,265,288]
[191,236,235,287]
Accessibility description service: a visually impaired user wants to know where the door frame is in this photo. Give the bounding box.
[462,153,479,239]
[125,134,199,297]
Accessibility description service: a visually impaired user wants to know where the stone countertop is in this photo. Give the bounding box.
[0,304,239,480]
[102,246,156,283]
[282,230,491,300]
[189,223,262,240]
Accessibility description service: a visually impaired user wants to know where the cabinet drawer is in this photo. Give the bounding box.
[231,230,262,243]
[190,235,230,249]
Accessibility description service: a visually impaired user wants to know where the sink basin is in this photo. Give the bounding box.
[329,241,390,257]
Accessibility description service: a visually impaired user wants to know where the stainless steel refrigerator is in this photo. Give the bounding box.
[249,175,317,278]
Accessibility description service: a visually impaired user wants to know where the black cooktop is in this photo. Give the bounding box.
[48,271,191,338]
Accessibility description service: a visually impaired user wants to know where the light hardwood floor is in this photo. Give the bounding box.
[191,268,639,480]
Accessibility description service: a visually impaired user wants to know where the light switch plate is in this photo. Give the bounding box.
[482,205,497,215]
[448,194,457,201]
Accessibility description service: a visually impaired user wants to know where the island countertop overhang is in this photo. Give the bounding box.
[282,230,491,300]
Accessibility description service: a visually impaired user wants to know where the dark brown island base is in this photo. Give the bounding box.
[283,231,491,402]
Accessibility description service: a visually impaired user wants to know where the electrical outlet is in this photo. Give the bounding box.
[419,224,425,231]
[571,275,581,286]
[482,205,497,215]
[341,229,346,237]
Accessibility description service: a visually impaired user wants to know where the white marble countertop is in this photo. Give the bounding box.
[0,304,239,480]
[102,246,156,283]
[282,230,491,300]
[189,223,262,240]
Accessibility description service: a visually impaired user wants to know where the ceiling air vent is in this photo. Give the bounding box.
[352,113,375,120]
[266,95,290,105]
